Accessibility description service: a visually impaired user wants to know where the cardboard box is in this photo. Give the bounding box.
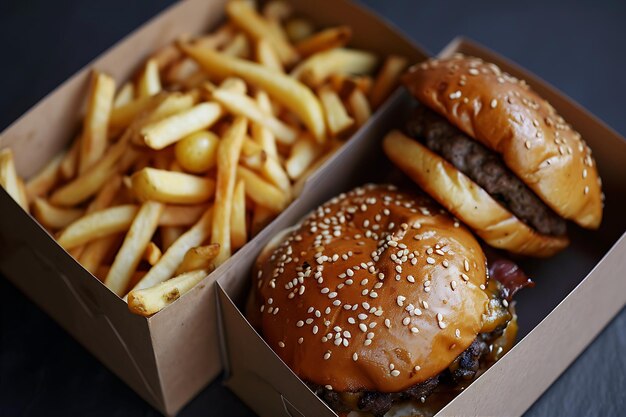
[0,0,427,416]
[216,38,626,416]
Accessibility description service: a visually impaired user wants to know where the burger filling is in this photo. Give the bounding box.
[406,106,567,237]
[307,260,530,417]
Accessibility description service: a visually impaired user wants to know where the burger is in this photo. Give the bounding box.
[247,184,528,416]
[383,54,604,257]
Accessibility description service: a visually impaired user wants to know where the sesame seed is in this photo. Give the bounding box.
[397,295,406,307]
[296,320,304,327]
[328,292,337,299]
[414,365,421,372]
[359,323,367,332]
[358,313,368,320]
[455,329,461,338]
[278,341,285,348]
[391,370,401,377]
[411,327,419,334]
[480,284,486,290]
[384,319,391,328]
[464,259,470,272]
[525,140,531,149]
[461,273,470,281]
[426,257,435,264]
[321,287,329,294]
[503,299,509,307]
[437,313,443,321]
[366,332,375,340]
[353,353,359,361]
[584,186,589,195]
[346,269,354,277]
[298,337,304,344]
[364,339,372,346]
[402,317,411,326]
[324,351,331,360]
[313,325,319,334]
[468,68,479,75]
[438,321,447,329]
[451,281,457,290]
[334,338,342,346]
[490,99,498,109]
[325,385,333,390]
[422,301,429,309]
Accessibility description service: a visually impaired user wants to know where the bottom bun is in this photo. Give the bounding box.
[383,130,569,257]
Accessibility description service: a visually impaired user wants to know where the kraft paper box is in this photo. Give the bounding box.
[215,38,626,416]
[0,0,428,416]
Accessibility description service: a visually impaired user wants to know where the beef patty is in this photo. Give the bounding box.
[406,106,567,237]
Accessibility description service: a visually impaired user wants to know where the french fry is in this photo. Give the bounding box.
[165,59,199,86]
[291,48,378,88]
[347,88,372,127]
[369,55,408,109]
[25,150,65,199]
[150,44,182,71]
[159,204,208,227]
[295,26,352,57]
[79,71,116,174]
[131,207,213,293]
[175,244,220,275]
[161,226,184,251]
[180,43,326,142]
[144,242,162,266]
[242,138,291,193]
[97,266,147,287]
[285,135,323,179]
[226,0,298,66]
[79,234,122,275]
[255,38,283,72]
[174,131,219,173]
[114,83,135,108]
[236,165,289,212]
[285,18,315,43]
[194,24,235,50]
[57,204,139,249]
[109,95,153,130]
[211,86,297,144]
[127,269,210,316]
[138,59,162,97]
[262,1,292,21]
[231,180,247,250]
[140,102,222,149]
[59,136,81,180]
[0,148,28,210]
[329,73,373,96]
[251,204,274,236]
[86,174,122,214]
[50,136,128,206]
[292,140,341,196]
[131,167,215,204]
[33,198,84,230]
[211,117,247,265]
[252,91,279,158]
[17,179,29,209]
[105,201,163,296]
[318,86,354,137]
[221,33,250,58]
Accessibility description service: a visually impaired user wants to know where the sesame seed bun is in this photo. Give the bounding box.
[388,54,602,256]
[383,130,569,257]
[248,184,490,393]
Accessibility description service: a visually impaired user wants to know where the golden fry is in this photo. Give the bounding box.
[318,86,354,137]
[285,135,323,180]
[159,204,208,227]
[369,55,408,109]
[255,38,283,72]
[114,83,135,108]
[57,204,139,249]
[141,102,222,149]
[174,131,219,173]
[295,26,352,57]
[33,198,84,230]
[25,150,65,199]
[347,88,372,127]
[252,91,279,158]
[211,117,248,266]
[291,48,378,88]
[144,242,162,266]
[0,148,28,211]
[131,168,215,204]
[105,201,163,296]
[231,180,247,250]
[180,43,326,142]
[137,59,162,97]
[127,269,210,316]
[226,0,298,65]
[175,244,220,275]
[79,234,121,275]
[221,33,250,58]
[236,165,289,212]
[131,207,213,293]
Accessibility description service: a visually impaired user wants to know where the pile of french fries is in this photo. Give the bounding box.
[0,0,407,316]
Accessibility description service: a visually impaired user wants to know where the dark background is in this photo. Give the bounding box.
[1,0,625,416]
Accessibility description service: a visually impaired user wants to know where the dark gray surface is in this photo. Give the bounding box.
[0,0,625,416]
